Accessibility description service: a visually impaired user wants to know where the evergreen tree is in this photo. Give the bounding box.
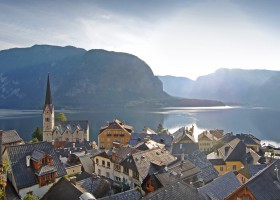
[31,127,43,141]
[156,123,164,133]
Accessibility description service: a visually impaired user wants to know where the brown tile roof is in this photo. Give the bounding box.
[99,119,133,134]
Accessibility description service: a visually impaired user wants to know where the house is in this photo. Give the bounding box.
[171,143,199,158]
[236,164,267,184]
[120,148,177,190]
[142,181,204,200]
[198,171,241,200]
[172,126,195,144]
[209,129,224,139]
[151,160,201,192]
[1,130,24,151]
[198,131,218,152]
[185,150,219,185]
[98,119,133,149]
[207,138,260,175]
[42,74,89,144]
[134,138,165,151]
[4,142,66,198]
[129,132,173,150]
[225,160,280,200]
[41,177,84,200]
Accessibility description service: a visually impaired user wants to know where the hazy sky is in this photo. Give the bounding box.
[1,0,280,79]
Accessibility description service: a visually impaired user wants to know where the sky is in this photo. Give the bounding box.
[0,0,280,80]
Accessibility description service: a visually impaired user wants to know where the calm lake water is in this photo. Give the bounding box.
[0,106,280,147]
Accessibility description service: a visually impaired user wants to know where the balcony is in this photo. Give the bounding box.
[106,133,112,136]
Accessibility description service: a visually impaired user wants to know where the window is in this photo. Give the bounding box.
[108,138,111,142]
[102,160,105,167]
[107,162,110,168]
[114,164,121,172]
[220,166,223,171]
[98,169,101,175]
[233,165,237,170]
[100,138,104,142]
[123,167,129,175]
[126,139,130,143]
[108,144,110,148]
[133,171,139,180]
[121,138,124,143]
[106,172,110,178]
[115,176,121,182]
[45,118,49,122]
[96,158,99,165]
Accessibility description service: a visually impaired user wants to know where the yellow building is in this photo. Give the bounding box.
[207,138,260,175]
[98,119,133,149]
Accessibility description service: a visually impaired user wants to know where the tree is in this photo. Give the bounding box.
[23,193,40,200]
[31,127,43,141]
[156,123,164,133]
[56,112,67,122]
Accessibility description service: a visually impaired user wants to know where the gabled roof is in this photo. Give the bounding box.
[77,177,111,199]
[143,181,204,200]
[173,132,196,143]
[99,119,133,134]
[35,165,57,176]
[236,133,260,146]
[186,150,218,183]
[6,142,66,190]
[238,164,268,179]
[226,160,280,200]
[129,133,173,148]
[198,131,218,141]
[121,148,177,181]
[79,155,94,174]
[155,160,201,187]
[99,188,141,200]
[2,130,24,145]
[171,143,199,156]
[113,146,139,164]
[54,120,89,133]
[208,138,260,165]
[219,132,237,143]
[31,149,48,162]
[41,177,83,200]
[199,172,241,200]
[134,140,165,151]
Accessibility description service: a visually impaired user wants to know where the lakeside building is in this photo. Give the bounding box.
[98,119,133,149]
[42,74,89,144]
[3,142,66,198]
[198,131,218,152]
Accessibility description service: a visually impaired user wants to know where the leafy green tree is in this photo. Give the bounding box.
[0,188,4,200]
[23,193,40,200]
[31,138,39,143]
[31,127,43,141]
[156,123,164,133]
[56,112,67,122]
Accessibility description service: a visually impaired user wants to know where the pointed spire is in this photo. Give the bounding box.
[45,73,52,105]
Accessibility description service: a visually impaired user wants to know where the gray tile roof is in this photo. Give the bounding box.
[242,160,280,200]
[238,164,268,179]
[7,142,66,190]
[79,154,94,174]
[171,143,199,157]
[113,146,139,164]
[35,165,57,176]
[77,177,111,199]
[142,181,204,200]
[99,189,142,200]
[186,150,218,183]
[129,133,173,149]
[41,177,83,200]
[121,148,177,181]
[31,149,47,162]
[54,120,89,133]
[199,172,241,200]
[155,160,201,187]
[2,130,23,145]
[236,133,260,146]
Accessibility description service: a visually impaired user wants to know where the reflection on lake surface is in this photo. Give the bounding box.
[0,106,280,146]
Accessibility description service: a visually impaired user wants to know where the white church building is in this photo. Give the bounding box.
[43,74,89,143]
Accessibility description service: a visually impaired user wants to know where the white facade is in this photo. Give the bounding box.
[43,105,54,142]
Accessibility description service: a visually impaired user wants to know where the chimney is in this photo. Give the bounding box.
[180,143,182,150]
[52,140,55,146]
[73,143,75,148]
[26,155,31,167]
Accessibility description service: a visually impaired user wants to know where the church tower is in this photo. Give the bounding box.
[43,74,54,142]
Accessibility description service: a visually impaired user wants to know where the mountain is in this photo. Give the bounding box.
[0,45,224,109]
[158,68,280,107]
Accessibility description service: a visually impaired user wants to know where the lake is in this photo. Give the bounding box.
[0,106,280,147]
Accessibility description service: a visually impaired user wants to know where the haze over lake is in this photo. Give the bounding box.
[0,106,279,146]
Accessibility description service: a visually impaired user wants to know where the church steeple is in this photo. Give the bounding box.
[45,73,52,105]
